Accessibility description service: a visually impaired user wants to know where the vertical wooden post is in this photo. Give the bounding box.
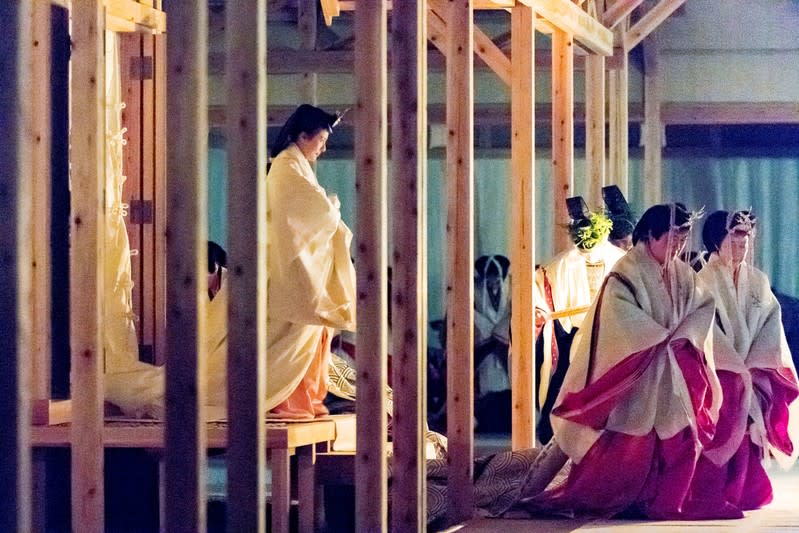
[608,45,629,195]
[510,5,536,451]
[69,2,106,531]
[391,0,427,530]
[29,6,51,529]
[298,0,317,104]
[643,36,662,206]
[552,28,574,253]
[154,33,168,364]
[226,1,268,531]
[446,0,475,524]
[165,3,208,532]
[30,0,52,403]
[585,50,606,207]
[354,1,388,531]
[0,3,33,532]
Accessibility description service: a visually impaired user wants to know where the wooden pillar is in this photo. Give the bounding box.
[0,3,33,532]
[585,53,606,207]
[510,4,537,451]
[607,46,629,195]
[165,2,208,532]
[298,0,317,104]
[30,0,52,403]
[390,0,427,530]
[643,36,662,206]
[552,28,574,253]
[354,1,388,531]
[226,1,268,531]
[584,0,606,211]
[446,0,475,524]
[69,2,106,531]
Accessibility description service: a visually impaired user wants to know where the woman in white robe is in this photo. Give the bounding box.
[519,204,727,519]
[264,105,356,418]
[688,210,799,511]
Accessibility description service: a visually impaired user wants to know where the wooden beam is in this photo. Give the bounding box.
[354,1,389,532]
[551,28,574,253]
[430,3,511,86]
[643,35,662,206]
[320,0,339,25]
[212,48,594,75]
[70,2,105,531]
[623,0,686,51]
[584,0,605,207]
[661,102,799,125]
[164,2,208,532]
[0,3,33,532]
[226,1,267,532]
[525,0,613,56]
[473,22,512,86]
[105,0,167,34]
[510,4,536,451]
[427,6,448,57]
[602,0,643,29]
[208,102,647,128]
[391,1,428,530]
[446,0,475,525]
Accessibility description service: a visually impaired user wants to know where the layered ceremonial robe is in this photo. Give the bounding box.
[688,255,799,512]
[265,144,356,416]
[474,267,511,396]
[533,243,723,518]
[534,241,625,406]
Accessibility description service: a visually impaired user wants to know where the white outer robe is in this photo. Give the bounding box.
[551,243,721,464]
[265,144,356,411]
[535,240,626,405]
[698,255,799,468]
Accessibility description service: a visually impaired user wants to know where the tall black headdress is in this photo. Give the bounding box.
[566,196,612,250]
[602,185,635,241]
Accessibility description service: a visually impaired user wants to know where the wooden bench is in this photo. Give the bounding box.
[30,418,336,533]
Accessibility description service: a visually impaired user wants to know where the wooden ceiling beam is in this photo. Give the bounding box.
[623,0,686,51]
[661,102,799,125]
[602,0,643,29]
[519,0,613,55]
[105,0,166,34]
[429,0,512,86]
[209,49,592,76]
[208,102,646,128]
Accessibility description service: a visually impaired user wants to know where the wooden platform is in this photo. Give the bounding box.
[451,465,799,532]
[30,418,336,533]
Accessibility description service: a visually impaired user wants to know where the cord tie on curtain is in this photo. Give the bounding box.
[111,202,129,219]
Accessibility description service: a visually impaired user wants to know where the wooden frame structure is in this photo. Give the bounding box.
[6,0,692,531]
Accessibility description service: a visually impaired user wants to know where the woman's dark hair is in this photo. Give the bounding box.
[632,203,691,245]
[702,210,755,253]
[208,241,227,274]
[702,210,730,254]
[270,104,339,159]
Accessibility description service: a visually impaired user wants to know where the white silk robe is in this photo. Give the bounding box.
[264,144,356,411]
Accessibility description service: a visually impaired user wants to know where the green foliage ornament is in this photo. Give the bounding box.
[570,211,613,250]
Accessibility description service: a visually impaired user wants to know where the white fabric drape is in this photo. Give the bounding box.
[102,32,164,418]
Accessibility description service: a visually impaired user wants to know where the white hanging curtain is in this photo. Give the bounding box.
[102,31,164,418]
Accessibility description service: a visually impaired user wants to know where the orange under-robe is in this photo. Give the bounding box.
[265,143,356,419]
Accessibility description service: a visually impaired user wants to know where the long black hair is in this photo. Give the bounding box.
[632,203,691,245]
[270,104,340,159]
